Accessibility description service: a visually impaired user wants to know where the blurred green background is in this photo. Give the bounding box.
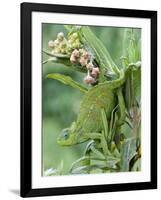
[42,24,141,175]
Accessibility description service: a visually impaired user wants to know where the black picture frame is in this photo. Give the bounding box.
[20,2,157,197]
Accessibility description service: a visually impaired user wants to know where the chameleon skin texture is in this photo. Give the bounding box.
[78,83,116,132]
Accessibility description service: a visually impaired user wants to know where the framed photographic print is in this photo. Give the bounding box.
[20,2,157,197]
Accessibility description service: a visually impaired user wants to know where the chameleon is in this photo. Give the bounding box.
[57,68,128,146]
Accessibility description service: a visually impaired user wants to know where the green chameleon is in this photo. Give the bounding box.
[56,68,129,146]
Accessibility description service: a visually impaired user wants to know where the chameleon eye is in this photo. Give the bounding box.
[63,131,69,140]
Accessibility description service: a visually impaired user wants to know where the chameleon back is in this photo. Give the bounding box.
[76,82,116,134]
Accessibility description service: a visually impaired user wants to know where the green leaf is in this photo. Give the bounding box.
[43,49,70,58]
[44,168,59,176]
[64,25,73,32]
[120,138,137,171]
[71,166,90,174]
[64,25,81,33]
[122,28,141,64]
[43,161,64,176]
[101,109,109,141]
[131,158,141,171]
[104,155,120,168]
[70,156,90,173]
[90,145,106,159]
[47,73,88,93]
[71,164,110,174]
[124,75,132,111]
[132,68,141,103]
[124,67,141,111]
[80,26,120,78]
[44,57,86,73]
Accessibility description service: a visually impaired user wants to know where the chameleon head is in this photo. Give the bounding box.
[57,122,77,146]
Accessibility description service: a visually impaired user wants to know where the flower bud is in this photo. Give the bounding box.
[84,74,96,84]
[60,48,66,54]
[91,67,100,78]
[66,46,72,53]
[60,42,67,49]
[71,32,78,40]
[86,63,94,70]
[72,49,79,58]
[72,40,81,49]
[48,40,55,48]
[57,32,64,41]
[79,49,84,54]
[68,39,73,44]
[79,57,88,66]
[82,51,89,59]
[52,47,60,54]
[53,39,59,46]
[70,55,77,63]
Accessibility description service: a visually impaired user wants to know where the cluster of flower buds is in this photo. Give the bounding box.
[47,31,99,85]
[70,48,100,85]
[48,31,82,55]
[48,32,68,54]
[67,32,82,51]
[70,49,89,66]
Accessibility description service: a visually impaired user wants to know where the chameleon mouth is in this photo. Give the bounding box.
[56,133,78,146]
[56,136,72,146]
[56,136,65,145]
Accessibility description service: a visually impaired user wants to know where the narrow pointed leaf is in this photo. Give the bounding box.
[122,28,141,64]
[47,73,88,93]
[120,138,137,171]
[101,108,109,141]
